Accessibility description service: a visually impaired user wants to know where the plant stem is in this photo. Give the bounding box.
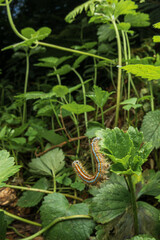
[93,57,97,85]
[100,106,104,127]
[72,68,88,129]
[5,0,114,64]
[112,18,122,127]
[0,209,41,227]
[22,50,29,125]
[21,215,92,240]
[149,81,154,111]
[5,184,83,202]
[127,175,139,235]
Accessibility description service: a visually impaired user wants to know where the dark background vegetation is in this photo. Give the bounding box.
[0,0,160,105]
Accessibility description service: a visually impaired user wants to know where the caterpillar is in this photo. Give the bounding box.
[72,137,110,184]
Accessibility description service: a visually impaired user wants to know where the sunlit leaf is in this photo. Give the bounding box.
[122,64,160,81]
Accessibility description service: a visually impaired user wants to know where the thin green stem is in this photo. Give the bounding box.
[100,106,104,127]
[8,226,26,238]
[21,215,91,240]
[5,0,27,40]
[52,169,56,193]
[72,68,88,129]
[38,41,113,63]
[5,0,114,64]
[5,184,83,202]
[93,57,97,85]
[112,18,122,127]
[0,209,42,227]
[149,81,154,111]
[127,175,139,235]
[22,51,30,125]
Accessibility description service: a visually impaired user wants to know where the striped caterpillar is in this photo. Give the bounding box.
[72,137,110,184]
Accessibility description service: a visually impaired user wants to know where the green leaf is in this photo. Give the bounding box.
[11,137,26,145]
[37,27,52,40]
[21,27,36,38]
[0,212,7,240]
[52,85,69,98]
[85,121,104,138]
[89,174,131,223]
[71,181,85,191]
[40,193,95,240]
[36,56,72,68]
[73,55,88,69]
[38,130,66,145]
[128,235,156,240]
[49,64,72,76]
[117,22,131,31]
[124,13,150,27]
[121,97,137,105]
[0,150,21,187]
[113,0,138,19]
[137,201,160,239]
[17,178,49,207]
[15,91,55,100]
[153,22,160,29]
[96,127,152,175]
[65,0,96,23]
[97,25,115,42]
[29,148,65,176]
[122,64,160,81]
[138,170,160,198]
[62,102,95,115]
[0,126,7,139]
[153,36,160,43]
[141,110,160,149]
[87,86,113,108]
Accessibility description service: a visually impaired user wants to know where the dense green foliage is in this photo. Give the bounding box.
[1,0,160,239]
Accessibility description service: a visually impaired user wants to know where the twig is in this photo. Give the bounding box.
[35,136,87,157]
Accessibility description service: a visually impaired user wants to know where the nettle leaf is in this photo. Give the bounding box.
[89,174,131,223]
[73,55,88,69]
[40,193,95,240]
[0,212,7,240]
[35,56,72,68]
[117,22,131,31]
[121,97,142,111]
[97,25,115,42]
[122,64,160,81]
[128,235,156,240]
[29,148,65,176]
[49,64,72,76]
[153,36,160,43]
[96,127,152,175]
[125,13,150,27]
[52,85,69,98]
[138,170,160,198]
[137,201,160,239]
[141,110,160,149]
[62,101,95,115]
[153,22,160,29]
[17,178,49,207]
[0,150,21,187]
[113,0,138,19]
[87,85,113,108]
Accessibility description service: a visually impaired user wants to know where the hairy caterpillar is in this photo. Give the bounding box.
[72,137,109,184]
